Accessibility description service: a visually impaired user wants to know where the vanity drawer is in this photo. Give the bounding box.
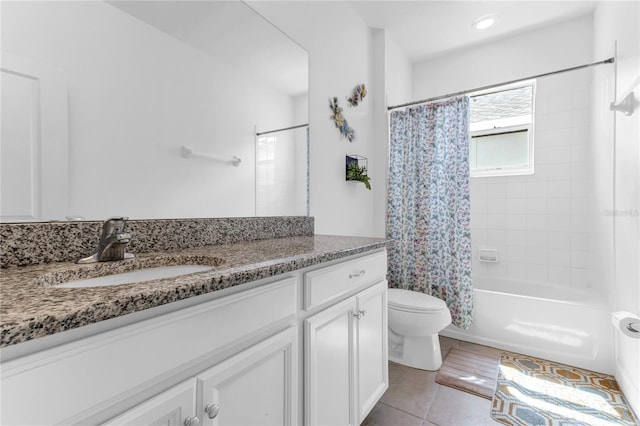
[304,250,387,311]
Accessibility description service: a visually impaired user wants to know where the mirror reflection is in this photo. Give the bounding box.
[0,0,309,222]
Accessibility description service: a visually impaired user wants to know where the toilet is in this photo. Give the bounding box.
[388,288,452,371]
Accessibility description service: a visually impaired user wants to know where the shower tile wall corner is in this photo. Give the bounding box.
[471,69,594,291]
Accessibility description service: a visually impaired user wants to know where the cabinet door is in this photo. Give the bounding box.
[101,379,197,426]
[197,327,297,426]
[304,297,358,426]
[356,280,389,423]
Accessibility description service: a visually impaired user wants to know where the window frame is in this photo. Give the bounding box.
[468,80,536,178]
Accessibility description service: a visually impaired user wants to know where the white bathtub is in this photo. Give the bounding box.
[440,277,614,374]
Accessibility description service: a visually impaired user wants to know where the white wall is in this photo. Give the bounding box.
[248,1,379,236]
[1,1,296,220]
[413,15,598,291]
[592,0,640,416]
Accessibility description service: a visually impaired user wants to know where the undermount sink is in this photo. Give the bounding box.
[34,255,226,288]
[56,265,215,288]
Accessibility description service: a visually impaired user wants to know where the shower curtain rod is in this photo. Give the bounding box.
[387,57,615,111]
[256,123,309,136]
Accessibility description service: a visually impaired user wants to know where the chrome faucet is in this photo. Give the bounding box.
[76,217,135,263]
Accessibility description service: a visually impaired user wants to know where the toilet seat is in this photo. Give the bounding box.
[388,288,448,314]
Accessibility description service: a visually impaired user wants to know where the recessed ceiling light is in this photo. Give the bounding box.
[473,14,499,30]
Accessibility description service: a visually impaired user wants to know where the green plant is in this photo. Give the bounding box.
[346,162,371,190]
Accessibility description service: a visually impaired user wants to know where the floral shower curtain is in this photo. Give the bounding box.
[387,97,473,329]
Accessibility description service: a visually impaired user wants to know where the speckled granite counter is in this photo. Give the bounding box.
[0,235,387,347]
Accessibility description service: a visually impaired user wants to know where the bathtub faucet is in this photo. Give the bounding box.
[76,217,135,263]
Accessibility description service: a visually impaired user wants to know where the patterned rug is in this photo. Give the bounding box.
[491,352,639,426]
[435,347,500,399]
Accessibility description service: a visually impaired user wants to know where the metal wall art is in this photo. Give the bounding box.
[329,97,355,142]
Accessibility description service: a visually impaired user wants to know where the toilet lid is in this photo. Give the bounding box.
[388,288,448,313]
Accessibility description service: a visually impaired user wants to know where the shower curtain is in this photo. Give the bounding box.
[387,97,473,329]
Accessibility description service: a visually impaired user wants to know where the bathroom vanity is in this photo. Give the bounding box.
[0,219,388,426]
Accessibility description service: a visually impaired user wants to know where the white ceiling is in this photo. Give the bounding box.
[108,1,308,96]
[350,1,597,63]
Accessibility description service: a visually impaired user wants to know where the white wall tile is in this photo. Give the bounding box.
[526,181,547,198]
[507,262,527,280]
[507,198,526,214]
[571,162,589,181]
[527,264,548,283]
[547,164,572,181]
[507,182,526,198]
[486,261,507,278]
[487,182,507,198]
[571,145,589,163]
[472,198,488,214]
[526,198,547,215]
[571,108,590,128]
[506,246,527,262]
[487,198,507,214]
[571,198,591,216]
[571,215,591,232]
[546,146,573,164]
[507,214,527,230]
[471,228,488,245]
[571,90,590,109]
[527,247,548,264]
[487,229,507,246]
[571,268,591,287]
[536,110,571,131]
[571,250,590,268]
[548,231,571,249]
[526,214,548,231]
[571,127,590,145]
[468,72,593,291]
[487,213,507,229]
[548,215,571,232]
[548,249,571,267]
[571,232,590,250]
[548,198,571,216]
[526,231,547,248]
[547,181,571,198]
[548,266,571,285]
[507,230,527,246]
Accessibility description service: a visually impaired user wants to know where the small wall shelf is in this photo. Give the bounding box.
[346,155,371,190]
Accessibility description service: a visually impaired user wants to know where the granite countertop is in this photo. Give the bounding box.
[0,235,387,348]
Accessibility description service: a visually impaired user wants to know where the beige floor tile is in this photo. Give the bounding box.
[426,386,499,425]
[361,402,425,426]
[379,361,440,419]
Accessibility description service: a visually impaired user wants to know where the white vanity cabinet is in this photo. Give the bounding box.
[103,327,297,426]
[1,248,388,426]
[1,277,298,426]
[303,251,389,426]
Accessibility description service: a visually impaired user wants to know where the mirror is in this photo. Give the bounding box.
[0,0,309,222]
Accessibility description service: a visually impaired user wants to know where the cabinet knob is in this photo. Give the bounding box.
[353,310,366,319]
[184,416,200,426]
[349,269,366,279]
[205,403,221,419]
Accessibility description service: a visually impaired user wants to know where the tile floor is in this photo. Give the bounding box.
[362,336,502,426]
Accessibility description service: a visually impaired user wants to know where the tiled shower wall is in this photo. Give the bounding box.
[470,69,594,290]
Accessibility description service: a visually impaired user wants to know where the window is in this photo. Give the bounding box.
[469,81,535,177]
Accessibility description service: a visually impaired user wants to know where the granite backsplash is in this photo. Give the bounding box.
[0,216,314,268]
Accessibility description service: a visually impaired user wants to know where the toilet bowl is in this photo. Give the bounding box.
[388,288,452,371]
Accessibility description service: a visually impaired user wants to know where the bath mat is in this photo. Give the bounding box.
[435,347,500,399]
[491,352,639,426]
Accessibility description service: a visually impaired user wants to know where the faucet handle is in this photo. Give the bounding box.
[101,217,129,237]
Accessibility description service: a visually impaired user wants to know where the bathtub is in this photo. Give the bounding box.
[440,277,614,374]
